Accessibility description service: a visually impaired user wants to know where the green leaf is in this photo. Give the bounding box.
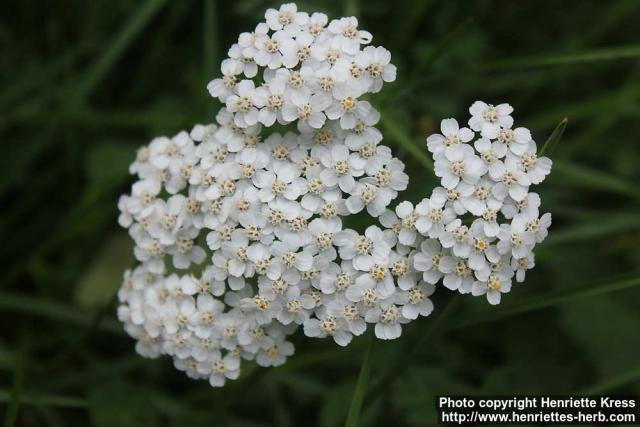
[447,273,640,330]
[0,291,123,335]
[391,0,432,48]
[344,333,373,427]
[561,296,640,380]
[479,43,640,70]
[3,339,27,427]
[380,114,434,171]
[538,117,567,156]
[75,233,133,308]
[580,365,640,395]
[0,390,86,409]
[72,0,168,104]
[393,366,473,426]
[343,0,359,17]
[553,159,640,200]
[85,143,135,195]
[88,381,160,427]
[416,16,474,72]
[544,212,640,246]
[202,0,218,115]
[203,0,218,79]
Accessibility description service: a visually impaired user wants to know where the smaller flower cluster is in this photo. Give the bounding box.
[379,101,552,305]
[207,2,396,132]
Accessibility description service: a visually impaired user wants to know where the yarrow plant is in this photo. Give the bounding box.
[116,3,552,387]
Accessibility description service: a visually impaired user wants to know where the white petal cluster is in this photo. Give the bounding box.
[115,3,552,388]
[407,101,553,305]
[116,3,422,387]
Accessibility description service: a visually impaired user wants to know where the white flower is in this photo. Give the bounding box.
[304,314,353,346]
[280,31,314,68]
[326,87,372,129]
[264,3,306,31]
[276,286,315,325]
[474,137,507,176]
[387,201,419,245]
[355,46,396,92]
[254,30,291,69]
[414,194,456,239]
[147,196,188,245]
[495,125,531,156]
[412,240,453,285]
[256,337,295,367]
[282,91,331,130]
[497,218,536,259]
[327,17,372,55]
[254,78,287,126]
[468,101,514,138]
[434,144,487,189]
[253,161,305,203]
[401,282,435,320]
[512,253,535,283]
[439,219,473,258]
[202,351,241,387]
[371,303,405,340]
[441,257,474,293]
[458,177,502,216]
[314,143,364,193]
[269,236,315,280]
[191,294,225,339]
[207,59,242,102]
[502,191,540,220]
[490,157,531,202]
[517,142,553,184]
[326,295,366,336]
[427,118,474,156]
[345,182,391,216]
[167,227,206,269]
[471,273,512,305]
[467,221,500,271]
[334,226,391,271]
[525,212,552,243]
[226,80,261,127]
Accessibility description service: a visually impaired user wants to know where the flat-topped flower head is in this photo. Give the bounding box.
[117,1,553,386]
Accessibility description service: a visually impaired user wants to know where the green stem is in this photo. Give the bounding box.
[344,332,373,427]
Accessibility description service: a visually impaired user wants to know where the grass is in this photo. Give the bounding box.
[2,0,640,426]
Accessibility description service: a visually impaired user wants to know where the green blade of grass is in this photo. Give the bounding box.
[0,39,93,112]
[538,117,567,156]
[72,0,168,104]
[0,390,86,409]
[418,17,474,72]
[203,0,218,84]
[344,0,359,17]
[580,365,640,395]
[479,43,640,70]
[344,333,373,427]
[553,159,640,200]
[3,339,27,427]
[363,295,459,406]
[380,114,434,171]
[0,292,123,335]
[447,273,640,330]
[544,212,640,246]
[391,0,432,48]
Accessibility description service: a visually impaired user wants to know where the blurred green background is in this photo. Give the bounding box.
[2,0,640,426]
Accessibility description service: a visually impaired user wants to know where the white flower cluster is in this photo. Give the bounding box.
[115,3,552,388]
[408,101,552,304]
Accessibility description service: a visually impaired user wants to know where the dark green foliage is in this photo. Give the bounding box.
[1,0,640,426]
